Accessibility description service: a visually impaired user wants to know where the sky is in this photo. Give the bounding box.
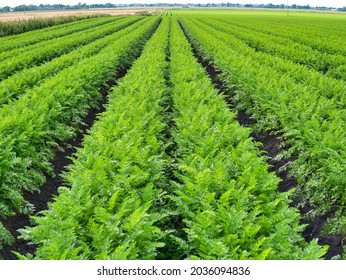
[0,0,344,8]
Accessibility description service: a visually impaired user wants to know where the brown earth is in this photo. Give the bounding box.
[0,68,129,259]
[0,8,158,22]
[178,20,344,259]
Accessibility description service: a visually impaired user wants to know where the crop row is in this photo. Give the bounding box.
[0,17,137,81]
[0,16,142,107]
[16,17,326,260]
[167,17,325,260]
[219,14,346,56]
[185,16,346,103]
[197,16,346,80]
[18,17,170,260]
[178,15,346,235]
[0,16,121,63]
[0,14,100,37]
[0,16,160,250]
[0,16,120,54]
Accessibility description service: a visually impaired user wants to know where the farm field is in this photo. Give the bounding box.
[0,9,345,260]
[0,8,154,22]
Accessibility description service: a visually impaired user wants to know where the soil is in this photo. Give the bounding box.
[0,68,129,260]
[0,8,157,22]
[180,22,344,259]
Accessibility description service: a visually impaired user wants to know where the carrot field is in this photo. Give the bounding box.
[0,9,345,260]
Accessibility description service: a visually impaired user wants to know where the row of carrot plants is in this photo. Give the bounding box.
[178,15,346,235]
[0,16,142,106]
[199,16,346,80]
[167,17,325,260]
[0,16,119,54]
[17,17,170,260]
[0,16,160,251]
[16,17,326,260]
[0,17,127,80]
[222,14,346,56]
[0,16,121,63]
[185,16,346,101]
[0,14,100,37]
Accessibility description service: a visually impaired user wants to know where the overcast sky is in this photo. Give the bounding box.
[0,1,344,8]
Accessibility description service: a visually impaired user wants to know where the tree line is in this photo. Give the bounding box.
[1,3,346,12]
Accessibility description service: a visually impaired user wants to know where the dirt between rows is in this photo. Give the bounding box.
[0,69,128,259]
[0,8,157,22]
[180,22,344,259]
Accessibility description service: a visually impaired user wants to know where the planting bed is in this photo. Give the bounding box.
[0,9,345,260]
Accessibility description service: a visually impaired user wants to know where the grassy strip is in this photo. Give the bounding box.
[18,18,170,260]
[0,17,142,106]
[168,18,326,260]
[0,16,120,53]
[179,16,346,236]
[0,16,160,250]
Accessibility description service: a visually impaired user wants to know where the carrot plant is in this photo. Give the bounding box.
[18,17,170,260]
[1,11,342,259]
[0,15,103,37]
[0,16,142,106]
[210,12,346,56]
[0,18,135,80]
[0,16,160,252]
[0,16,121,54]
[199,17,346,79]
[167,18,326,260]
[185,16,346,94]
[179,15,346,236]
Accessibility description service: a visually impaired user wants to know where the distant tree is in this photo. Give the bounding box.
[1,6,11,12]
[14,5,29,11]
[27,5,39,11]
[105,3,116,8]
[76,2,89,9]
